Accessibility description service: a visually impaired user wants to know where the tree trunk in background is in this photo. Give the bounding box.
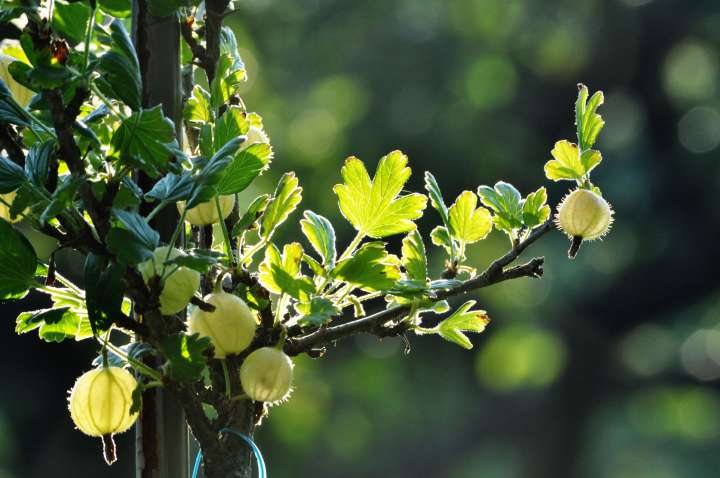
[131,2,189,477]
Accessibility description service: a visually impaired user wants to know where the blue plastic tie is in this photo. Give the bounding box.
[191,427,267,478]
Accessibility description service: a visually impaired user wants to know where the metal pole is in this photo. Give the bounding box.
[131,2,192,477]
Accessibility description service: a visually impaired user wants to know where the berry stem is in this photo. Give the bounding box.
[568,236,583,259]
[102,434,117,465]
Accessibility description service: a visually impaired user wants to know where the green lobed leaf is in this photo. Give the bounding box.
[294,297,339,327]
[15,307,69,334]
[334,151,427,238]
[84,253,127,335]
[216,143,272,195]
[40,176,82,225]
[98,0,132,17]
[51,1,90,45]
[477,181,523,234]
[424,171,451,226]
[544,139,602,182]
[300,210,336,267]
[231,194,270,237]
[113,209,160,251]
[161,333,211,383]
[0,90,30,127]
[448,191,492,244]
[522,187,551,229]
[260,172,302,239]
[0,154,26,193]
[332,242,401,292]
[144,172,193,204]
[96,20,142,111]
[184,85,212,124]
[214,107,248,151]
[24,140,54,187]
[109,105,180,177]
[93,342,153,368]
[106,209,159,264]
[210,53,246,109]
[163,249,224,273]
[430,225,453,254]
[0,218,37,299]
[258,242,314,301]
[401,229,426,281]
[436,300,490,350]
[575,84,605,150]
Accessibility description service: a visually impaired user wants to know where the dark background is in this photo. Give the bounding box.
[3,0,720,476]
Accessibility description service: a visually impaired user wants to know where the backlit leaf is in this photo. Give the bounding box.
[334,151,427,238]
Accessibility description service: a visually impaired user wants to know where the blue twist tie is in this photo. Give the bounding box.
[191,428,267,478]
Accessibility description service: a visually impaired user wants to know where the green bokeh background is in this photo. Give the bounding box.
[3,0,720,476]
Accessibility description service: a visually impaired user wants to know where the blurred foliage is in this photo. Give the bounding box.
[4,0,720,476]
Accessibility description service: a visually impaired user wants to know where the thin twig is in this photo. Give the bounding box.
[284,220,554,356]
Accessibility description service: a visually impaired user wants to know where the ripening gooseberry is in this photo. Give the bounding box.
[555,188,613,258]
[177,195,235,226]
[187,291,258,358]
[240,347,293,403]
[0,53,34,107]
[68,366,139,465]
[138,246,201,315]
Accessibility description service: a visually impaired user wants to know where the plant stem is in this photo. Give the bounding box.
[221,359,232,399]
[145,200,168,222]
[215,195,234,265]
[89,83,125,122]
[82,3,97,72]
[338,230,364,262]
[239,237,267,265]
[100,338,163,381]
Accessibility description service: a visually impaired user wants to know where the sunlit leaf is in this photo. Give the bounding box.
[232,194,270,237]
[334,151,427,238]
[96,20,142,111]
[522,187,551,229]
[448,191,492,244]
[184,85,212,124]
[332,242,401,292]
[216,143,272,195]
[430,225,453,254]
[109,105,180,176]
[260,172,302,239]
[436,300,490,349]
[544,140,602,182]
[294,297,339,327]
[477,181,523,234]
[401,230,426,281]
[575,84,605,150]
[258,242,314,301]
[161,333,211,383]
[0,218,37,299]
[300,210,336,267]
[51,1,90,45]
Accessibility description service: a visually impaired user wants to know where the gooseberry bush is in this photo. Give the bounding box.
[0,0,613,476]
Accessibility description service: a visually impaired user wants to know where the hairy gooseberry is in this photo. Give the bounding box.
[240,347,293,403]
[556,188,613,258]
[187,291,258,358]
[177,195,235,226]
[138,246,201,315]
[68,366,139,465]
